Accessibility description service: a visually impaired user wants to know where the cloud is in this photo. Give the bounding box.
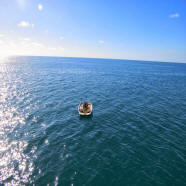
[31,42,44,47]
[48,47,57,50]
[48,46,64,51]
[9,41,17,47]
[0,34,4,38]
[169,13,180,18]
[23,38,31,41]
[59,47,64,50]
[98,40,104,44]
[0,36,65,58]
[18,21,34,28]
[60,36,64,40]
[38,4,43,11]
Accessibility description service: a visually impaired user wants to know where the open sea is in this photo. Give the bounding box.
[0,56,186,186]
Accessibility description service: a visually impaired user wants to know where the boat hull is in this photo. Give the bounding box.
[78,111,92,116]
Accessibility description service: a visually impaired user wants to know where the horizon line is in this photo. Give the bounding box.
[4,55,186,64]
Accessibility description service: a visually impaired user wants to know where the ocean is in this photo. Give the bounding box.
[0,56,185,185]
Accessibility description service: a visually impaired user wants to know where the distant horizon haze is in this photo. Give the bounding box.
[2,55,186,64]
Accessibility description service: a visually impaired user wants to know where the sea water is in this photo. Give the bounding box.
[0,56,185,185]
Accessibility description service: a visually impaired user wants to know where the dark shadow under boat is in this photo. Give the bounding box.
[79,113,93,120]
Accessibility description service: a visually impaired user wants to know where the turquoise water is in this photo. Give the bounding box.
[0,56,186,185]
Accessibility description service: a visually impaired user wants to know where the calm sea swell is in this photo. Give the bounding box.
[0,57,185,185]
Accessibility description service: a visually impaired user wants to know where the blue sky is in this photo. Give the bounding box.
[0,0,185,62]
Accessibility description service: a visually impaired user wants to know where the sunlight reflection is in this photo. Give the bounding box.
[0,65,34,185]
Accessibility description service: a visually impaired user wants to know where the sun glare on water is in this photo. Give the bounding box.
[0,65,35,184]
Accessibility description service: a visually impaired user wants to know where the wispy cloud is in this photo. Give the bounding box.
[169,13,180,18]
[38,4,43,11]
[98,40,104,44]
[48,46,65,51]
[59,47,65,51]
[0,34,4,38]
[48,47,57,50]
[0,37,65,58]
[31,42,44,47]
[23,38,31,41]
[60,36,64,40]
[18,21,34,28]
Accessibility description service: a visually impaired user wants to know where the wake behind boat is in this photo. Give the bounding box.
[78,102,93,116]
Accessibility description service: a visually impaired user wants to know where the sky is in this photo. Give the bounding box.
[0,0,186,62]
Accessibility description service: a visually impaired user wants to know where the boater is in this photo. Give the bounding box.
[83,102,88,112]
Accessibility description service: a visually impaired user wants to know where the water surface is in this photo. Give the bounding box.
[0,57,186,185]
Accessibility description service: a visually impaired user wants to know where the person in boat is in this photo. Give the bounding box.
[83,102,89,111]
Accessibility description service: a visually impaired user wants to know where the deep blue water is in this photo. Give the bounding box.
[0,56,186,186]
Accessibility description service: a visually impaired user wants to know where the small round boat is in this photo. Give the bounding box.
[78,102,93,116]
